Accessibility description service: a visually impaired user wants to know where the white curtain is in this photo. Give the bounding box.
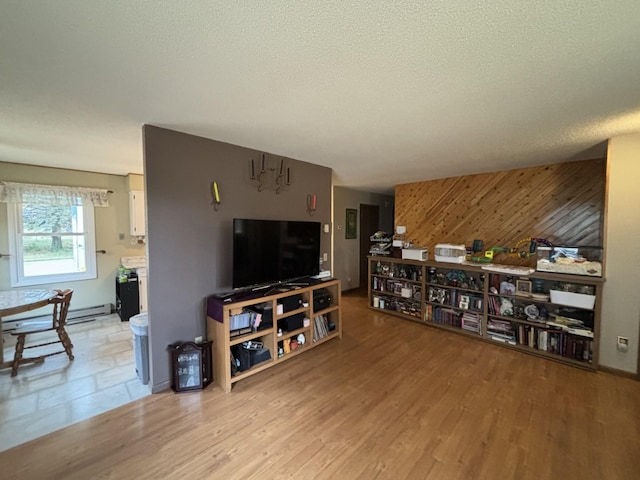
[0,181,110,207]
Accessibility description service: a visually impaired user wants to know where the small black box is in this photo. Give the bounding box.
[231,345,272,371]
[313,289,331,311]
[279,313,305,332]
[247,303,273,331]
[250,348,272,366]
[278,294,302,313]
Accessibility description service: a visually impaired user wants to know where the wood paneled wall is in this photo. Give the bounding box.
[395,159,606,266]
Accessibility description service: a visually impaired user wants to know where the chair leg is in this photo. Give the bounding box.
[12,334,26,377]
[57,327,74,361]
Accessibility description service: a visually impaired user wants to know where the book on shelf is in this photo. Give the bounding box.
[567,327,594,338]
[509,324,593,362]
[433,307,462,328]
[424,304,433,322]
[546,321,594,338]
[538,330,548,351]
[230,327,253,338]
[488,334,516,345]
[487,317,515,343]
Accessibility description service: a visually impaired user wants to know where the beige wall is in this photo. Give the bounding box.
[600,134,640,374]
[126,173,144,191]
[0,162,146,314]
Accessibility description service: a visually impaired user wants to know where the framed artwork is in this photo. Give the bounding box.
[515,280,532,297]
[345,208,357,239]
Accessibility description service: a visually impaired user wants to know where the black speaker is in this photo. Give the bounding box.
[279,313,305,332]
[313,289,331,311]
[279,294,302,313]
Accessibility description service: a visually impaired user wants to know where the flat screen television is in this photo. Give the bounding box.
[232,218,321,289]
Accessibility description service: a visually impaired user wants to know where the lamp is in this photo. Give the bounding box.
[250,154,291,194]
[210,181,221,211]
[306,193,317,216]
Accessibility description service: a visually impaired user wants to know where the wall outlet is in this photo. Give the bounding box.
[617,336,629,352]
[195,336,203,344]
[323,252,328,261]
[119,233,125,240]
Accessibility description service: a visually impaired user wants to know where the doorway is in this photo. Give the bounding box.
[359,204,379,289]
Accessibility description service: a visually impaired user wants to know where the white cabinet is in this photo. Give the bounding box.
[129,190,146,236]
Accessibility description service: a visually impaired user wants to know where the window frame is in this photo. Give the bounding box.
[7,201,97,287]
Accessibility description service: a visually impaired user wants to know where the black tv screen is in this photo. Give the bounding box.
[232,219,321,289]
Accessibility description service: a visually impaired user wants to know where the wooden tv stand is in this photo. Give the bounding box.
[206,279,341,392]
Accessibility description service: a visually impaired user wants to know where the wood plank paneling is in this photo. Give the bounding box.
[395,159,606,266]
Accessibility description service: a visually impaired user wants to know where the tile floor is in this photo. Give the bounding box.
[0,314,150,452]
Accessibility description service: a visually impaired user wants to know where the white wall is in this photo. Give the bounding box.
[0,163,146,314]
[333,186,394,290]
[600,134,640,374]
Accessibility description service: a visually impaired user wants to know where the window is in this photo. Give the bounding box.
[1,182,108,288]
[8,201,97,286]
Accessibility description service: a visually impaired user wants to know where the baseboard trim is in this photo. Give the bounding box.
[151,380,171,394]
[598,365,639,381]
[2,303,114,332]
[67,303,113,320]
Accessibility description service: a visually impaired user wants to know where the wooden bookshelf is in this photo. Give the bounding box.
[368,256,603,370]
[207,279,341,392]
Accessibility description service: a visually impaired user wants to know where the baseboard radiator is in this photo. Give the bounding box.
[66,303,113,321]
[2,303,113,331]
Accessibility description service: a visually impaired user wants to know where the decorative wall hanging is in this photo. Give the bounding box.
[345,208,357,239]
[210,181,221,211]
[249,154,291,194]
[306,194,317,216]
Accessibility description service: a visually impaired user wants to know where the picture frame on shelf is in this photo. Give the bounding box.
[515,279,532,297]
[345,208,357,239]
[459,294,470,310]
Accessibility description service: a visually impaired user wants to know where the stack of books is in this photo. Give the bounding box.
[461,312,480,333]
[487,318,516,344]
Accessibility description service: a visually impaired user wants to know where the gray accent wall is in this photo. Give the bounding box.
[143,126,333,391]
[333,186,394,291]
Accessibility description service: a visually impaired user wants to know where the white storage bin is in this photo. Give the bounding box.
[434,243,466,263]
[130,313,150,385]
[550,290,596,310]
[402,248,428,261]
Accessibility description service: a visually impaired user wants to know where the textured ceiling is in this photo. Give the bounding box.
[1,1,640,193]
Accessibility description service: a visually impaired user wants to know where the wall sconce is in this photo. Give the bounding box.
[250,154,291,194]
[210,181,221,211]
[306,193,317,216]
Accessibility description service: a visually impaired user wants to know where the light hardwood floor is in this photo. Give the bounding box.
[2,291,640,479]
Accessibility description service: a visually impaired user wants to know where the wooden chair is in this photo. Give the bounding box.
[10,289,74,377]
